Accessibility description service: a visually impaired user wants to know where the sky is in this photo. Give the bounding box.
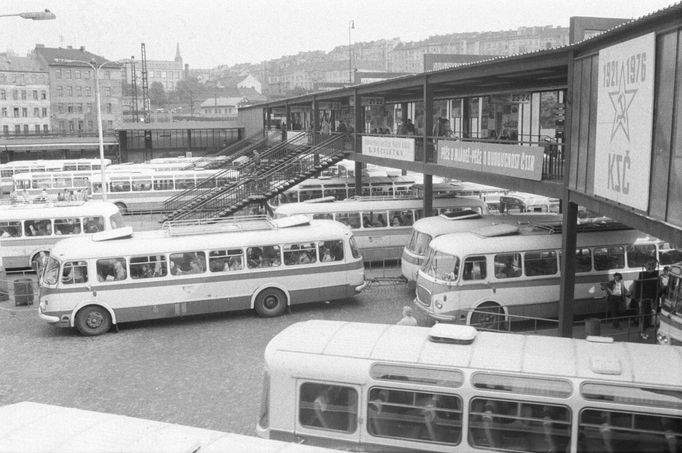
[1,0,677,68]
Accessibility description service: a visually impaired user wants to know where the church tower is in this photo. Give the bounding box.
[174,42,183,65]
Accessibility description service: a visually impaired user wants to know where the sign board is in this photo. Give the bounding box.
[511,93,531,104]
[362,136,415,162]
[437,140,544,181]
[594,33,655,211]
[361,97,384,106]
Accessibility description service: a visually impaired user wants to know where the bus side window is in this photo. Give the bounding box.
[463,256,487,281]
[594,246,625,271]
[578,409,681,453]
[97,258,127,281]
[0,221,21,237]
[130,255,167,279]
[336,212,360,229]
[84,216,104,233]
[494,253,522,279]
[575,248,593,273]
[54,217,81,235]
[61,260,88,285]
[299,382,358,433]
[524,250,558,276]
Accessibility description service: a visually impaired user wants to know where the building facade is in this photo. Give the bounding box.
[0,54,51,136]
[120,44,184,92]
[33,45,123,134]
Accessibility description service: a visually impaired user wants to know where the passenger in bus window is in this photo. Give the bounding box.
[368,389,389,436]
[227,256,243,271]
[247,247,263,268]
[320,247,333,262]
[391,215,402,227]
[113,259,126,280]
[0,228,10,238]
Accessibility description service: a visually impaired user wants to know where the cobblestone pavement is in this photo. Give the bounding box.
[0,269,414,435]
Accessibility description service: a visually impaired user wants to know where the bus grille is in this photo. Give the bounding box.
[416,285,431,308]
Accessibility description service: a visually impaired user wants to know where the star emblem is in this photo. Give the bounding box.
[608,64,637,142]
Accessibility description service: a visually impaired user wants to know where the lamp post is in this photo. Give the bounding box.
[57,58,109,200]
[0,9,56,20]
[348,20,354,85]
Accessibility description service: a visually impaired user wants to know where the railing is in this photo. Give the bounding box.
[181,131,269,171]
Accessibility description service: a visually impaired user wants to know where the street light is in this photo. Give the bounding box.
[0,9,56,20]
[56,58,109,201]
[348,20,355,85]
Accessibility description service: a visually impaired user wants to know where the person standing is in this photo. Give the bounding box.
[605,273,627,328]
[397,306,418,326]
[337,120,347,134]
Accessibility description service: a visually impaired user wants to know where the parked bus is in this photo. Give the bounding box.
[88,168,236,213]
[38,216,366,336]
[0,200,125,269]
[258,320,682,453]
[273,175,417,206]
[274,197,489,262]
[0,158,110,194]
[0,401,339,453]
[657,262,682,346]
[415,223,679,327]
[498,191,561,214]
[401,213,561,287]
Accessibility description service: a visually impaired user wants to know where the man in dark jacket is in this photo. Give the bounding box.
[633,260,659,340]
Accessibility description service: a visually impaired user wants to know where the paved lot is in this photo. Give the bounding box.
[0,271,414,435]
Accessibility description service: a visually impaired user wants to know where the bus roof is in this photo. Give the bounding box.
[0,402,338,453]
[275,197,488,216]
[265,320,682,388]
[429,228,655,256]
[49,219,351,260]
[0,201,120,220]
[411,213,562,236]
[293,175,416,189]
[500,191,560,205]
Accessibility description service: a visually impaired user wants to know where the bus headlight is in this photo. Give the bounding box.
[435,300,443,309]
[656,333,669,345]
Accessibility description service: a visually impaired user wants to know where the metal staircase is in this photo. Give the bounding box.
[163,133,348,222]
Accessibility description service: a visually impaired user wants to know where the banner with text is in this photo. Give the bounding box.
[594,33,655,211]
[362,136,415,162]
[437,140,544,181]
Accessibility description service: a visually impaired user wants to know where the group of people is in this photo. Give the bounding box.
[605,260,670,339]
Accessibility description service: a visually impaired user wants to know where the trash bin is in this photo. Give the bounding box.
[14,279,34,306]
[585,318,601,337]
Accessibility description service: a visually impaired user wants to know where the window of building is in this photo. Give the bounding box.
[42,108,47,117]
[57,104,64,113]
[2,126,8,135]
[41,90,47,100]
[77,120,83,131]
[87,120,94,130]
[75,70,81,79]
[23,125,29,134]
[77,104,83,113]
[106,120,113,129]
[43,125,48,133]
[12,89,18,100]
[34,125,40,133]
[57,86,63,97]
[104,70,111,80]
[85,87,91,97]
[67,105,73,113]
[106,103,112,114]
[0,89,5,100]
[14,125,20,134]
[76,86,82,97]
[69,121,74,132]
[21,107,28,117]
[105,87,111,97]
[84,70,90,79]
[58,121,65,130]
[65,70,71,79]
[33,107,39,117]
[56,69,61,79]
[1,108,6,117]
[67,86,73,96]
[21,90,26,100]
[32,90,38,100]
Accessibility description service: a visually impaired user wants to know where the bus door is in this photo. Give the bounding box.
[295,380,362,448]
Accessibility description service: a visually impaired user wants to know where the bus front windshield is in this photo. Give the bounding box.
[422,247,459,282]
[407,230,432,255]
[42,257,61,286]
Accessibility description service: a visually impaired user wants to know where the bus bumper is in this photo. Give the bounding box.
[413,297,463,323]
[38,303,69,326]
[355,280,368,293]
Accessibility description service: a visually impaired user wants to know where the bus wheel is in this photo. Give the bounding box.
[114,202,128,215]
[469,302,505,331]
[254,288,287,317]
[75,305,112,336]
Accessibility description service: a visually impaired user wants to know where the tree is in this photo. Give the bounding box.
[148,81,167,107]
[170,76,204,115]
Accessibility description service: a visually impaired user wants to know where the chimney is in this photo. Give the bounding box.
[80,46,85,52]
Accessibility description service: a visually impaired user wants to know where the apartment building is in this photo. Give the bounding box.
[0,54,51,136]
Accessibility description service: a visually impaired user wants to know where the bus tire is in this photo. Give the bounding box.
[469,302,506,331]
[114,202,128,214]
[75,305,112,336]
[254,288,287,317]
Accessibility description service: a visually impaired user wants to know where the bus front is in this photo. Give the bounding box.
[37,255,71,328]
[414,240,465,323]
[657,264,682,346]
[401,227,433,289]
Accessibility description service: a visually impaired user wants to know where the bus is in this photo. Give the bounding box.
[401,213,562,287]
[274,197,489,262]
[273,175,417,206]
[258,320,682,453]
[0,401,339,453]
[497,191,561,214]
[88,168,236,213]
[414,223,680,327]
[0,158,111,194]
[38,215,366,336]
[0,200,125,269]
[657,262,682,346]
